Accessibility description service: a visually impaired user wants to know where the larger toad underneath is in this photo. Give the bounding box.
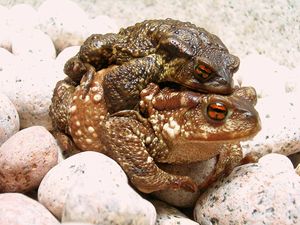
[64,19,240,113]
[50,69,260,193]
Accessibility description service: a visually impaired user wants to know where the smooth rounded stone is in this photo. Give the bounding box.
[11,29,56,61]
[235,54,290,98]
[152,200,198,225]
[0,193,60,225]
[241,91,300,159]
[194,153,300,224]
[0,93,19,146]
[38,151,128,219]
[62,176,156,225]
[0,126,59,193]
[0,5,11,51]
[86,15,119,36]
[153,158,216,207]
[37,0,89,51]
[9,4,39,31]
[0,57,62,129]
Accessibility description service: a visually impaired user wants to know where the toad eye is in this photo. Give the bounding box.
[207,102,228,121]
[194,64,213,80]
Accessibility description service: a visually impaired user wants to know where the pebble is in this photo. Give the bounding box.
[37,0,89,51]
[152,200,198,225]
[0,126,59,193]
[241,91,300,158]
[86,15,119,36]
[0,193,60,225]
[153,158,216,207]
[38,151,128,219]
[62,175,156,225]
[0,93,19,146]
[9,4,39,31]
[11,28,56,61]
[235,54,290,98]
[194,154,300,224]
[0,5,11,51]
[0,57,62,129]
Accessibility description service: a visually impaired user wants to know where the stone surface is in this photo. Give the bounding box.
[153,158,216,208]
[11,28,56,61]
[9,3,39,31]
[37,0,89,51]
[0,92,19,146]
[62,175,156,225]
[0,193,60,225]
[152,200,198,225]
[0,5,11,51]
[241,91,300,159]
[235,54,289,98]
[0,126,59,192]
[194,153,300,224]
[0,57,64,129]
[38,151,128,219]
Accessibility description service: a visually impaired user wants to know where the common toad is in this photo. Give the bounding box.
[64,19,240,113]
[50,69,260,193]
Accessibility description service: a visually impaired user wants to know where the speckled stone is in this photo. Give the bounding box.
[62,175,156,225]
[38,151,128,219]
[194,153,300,224]
[9,4,39,31]
[0,5,11,51]
[235,54,289,98]
[0,126,59,192]
[152,200,198,225]
[0,193,60,225]
[241,91,300,159]
[0,57,64,129]
[153,158,216,207]
[11,28,56,61]
[0,92,19,146]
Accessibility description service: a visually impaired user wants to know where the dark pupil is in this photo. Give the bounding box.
[195,65,211,79]
[207,102,227,121]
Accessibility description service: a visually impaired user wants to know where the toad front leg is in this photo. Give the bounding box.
[100,111,197,193]
[64,33,118,95]
[199,143,243,189]
[103,54,164,113]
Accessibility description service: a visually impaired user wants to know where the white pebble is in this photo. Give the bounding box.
[235,54,289,98]
[0,93,19,146]
[152,200,198,225]
[0,126,59,193]
[86,15,119,36]
[241,92,300,158]
[38,151,128,219]
[194,154,300,224]
[11,28,56,61]
[9,4,39,31]
[62,176,156,225]
[153,158,216,207]
[0,57,62,129]
[0,5,12,51]
[0,193,60,225]
[37,0,89,51]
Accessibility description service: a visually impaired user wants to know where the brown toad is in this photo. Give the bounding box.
[50,69,260,193]
[64,19,240,113]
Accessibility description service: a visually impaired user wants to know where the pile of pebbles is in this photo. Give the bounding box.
[0,1,300,224]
